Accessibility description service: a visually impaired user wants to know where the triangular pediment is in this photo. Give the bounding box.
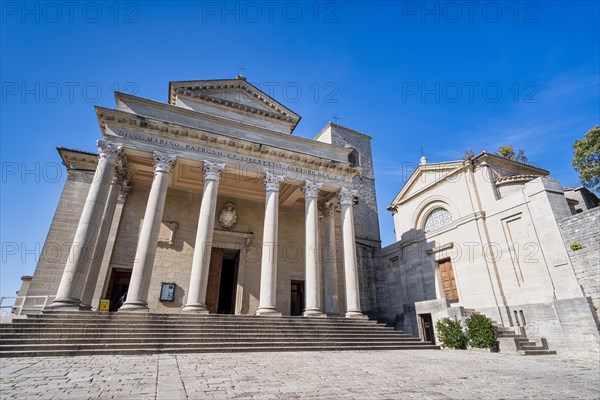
[391,161,464,205]
[168,78,300,132]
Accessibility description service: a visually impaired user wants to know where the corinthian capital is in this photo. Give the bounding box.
[153,151,177,173]
[97,140,122,162]
[263,172,285,192]
[301,180,323,199]
[112,166,130,187]
[203,161,225,182]
[338,187,358,205]
[320,201,338,217]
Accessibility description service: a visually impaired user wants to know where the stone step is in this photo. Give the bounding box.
[0,331,415,340]
[0,343,441,358]
[518,349,557,356]
[0,313,438,357]
[0,323,402,335]
[3,317,388,324]
[0,334,420,348]
[31,312,380,323]
[1,337,431,350]
[3,321,389,329]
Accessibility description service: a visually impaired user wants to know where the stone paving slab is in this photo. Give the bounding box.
[1,350,599,399]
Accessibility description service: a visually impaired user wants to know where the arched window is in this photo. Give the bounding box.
[424,208,452,232]
[347,148,360,167]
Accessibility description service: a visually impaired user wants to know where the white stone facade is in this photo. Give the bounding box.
[382,153,600,357]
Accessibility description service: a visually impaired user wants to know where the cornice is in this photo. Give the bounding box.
[95,107,359,177]
[495,174,541,184]
[113,92,352,161]
[174,87,296,124]
[56,147,98,170]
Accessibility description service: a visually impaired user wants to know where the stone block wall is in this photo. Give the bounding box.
[24,169,94,307]
[558,207,600,323]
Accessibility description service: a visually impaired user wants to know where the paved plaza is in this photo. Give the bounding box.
[1,350,599,399]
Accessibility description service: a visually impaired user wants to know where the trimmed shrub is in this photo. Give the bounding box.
[465,313,499,350]
[435,317,467,349]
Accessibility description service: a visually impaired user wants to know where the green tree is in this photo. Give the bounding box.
[572,126,600,195]
[463,149,475,160]
[496,145,528,163]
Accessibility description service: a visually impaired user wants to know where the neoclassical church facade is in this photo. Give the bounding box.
[20,77,598,357]
[23,77,383,318]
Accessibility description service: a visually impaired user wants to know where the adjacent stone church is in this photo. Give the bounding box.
[19,76,599,358]
[382,153,599,357]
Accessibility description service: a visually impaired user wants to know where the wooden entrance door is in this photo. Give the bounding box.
[206,248,224,313]
[439,259,458,303]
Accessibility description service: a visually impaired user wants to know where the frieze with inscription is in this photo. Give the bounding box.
[108,127,352,185]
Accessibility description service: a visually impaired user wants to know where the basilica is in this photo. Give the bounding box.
[23,76,382,319]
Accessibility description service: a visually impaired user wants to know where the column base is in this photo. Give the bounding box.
[79,304,93,311]
[182,304,209,314]
[47,298,84,311]
[119,301,149,312]
[256,307,282,316]
[345,310,368,319]
[303,309,326,317]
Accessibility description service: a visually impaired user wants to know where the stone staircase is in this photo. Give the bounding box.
[463,309,556,356]
[0,312,439,357]
[493,325,556,356]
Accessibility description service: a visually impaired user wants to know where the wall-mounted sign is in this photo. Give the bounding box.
[99,299,110,312]
[160,283,176,302]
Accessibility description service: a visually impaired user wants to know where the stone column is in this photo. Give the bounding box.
[89,185,130,309]
[339,188,366,318]
[120,151,176,312]
[49,141,122,309]
[183,161,225,314]
[256,172,285,316]
[302,181,324,317]
[321,202,339,315]
[80,167,130,309]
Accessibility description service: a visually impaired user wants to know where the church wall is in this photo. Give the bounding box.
[472,164,500,205]
[25,169,95,307]
[390,170,473,238]
[316,124,385,316]
[384,167,599,356]
[558,207,600,323]
[104,181,350,315]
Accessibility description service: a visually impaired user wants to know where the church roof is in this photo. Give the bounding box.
[387,151,549,210]
[167,76,301,132]
[473,151,549,174]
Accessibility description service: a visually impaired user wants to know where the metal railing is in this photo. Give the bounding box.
[0,295,55,316]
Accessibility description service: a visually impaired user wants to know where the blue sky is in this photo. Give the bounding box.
[1,1,599,298]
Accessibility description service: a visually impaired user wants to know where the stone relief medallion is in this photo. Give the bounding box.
[219,202,237,230]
